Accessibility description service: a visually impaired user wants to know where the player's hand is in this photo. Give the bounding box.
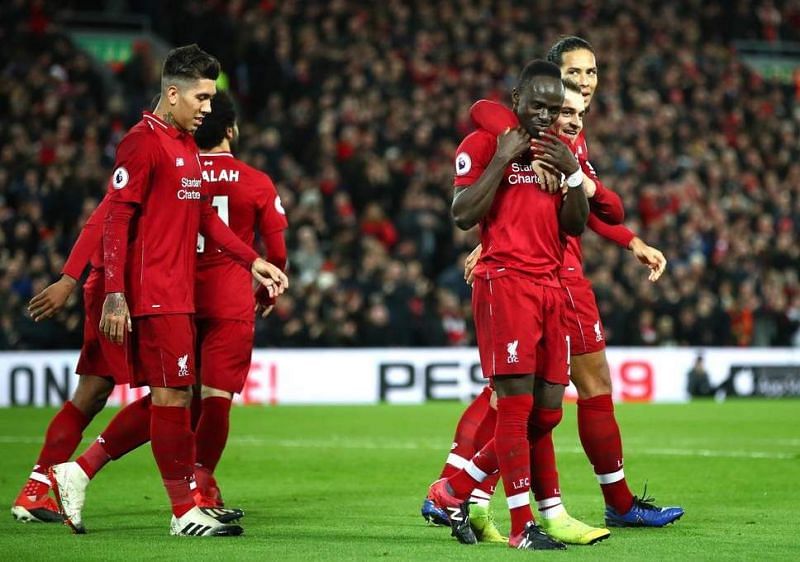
[531,133,579,176]
[582,175,597,198]
[100,292,132,345]
[251,258,288,299]
[496,127,531,163]
[532,160,562,194]
[629,237,667,282]
[28,275,77,322]
[464,243,482,286]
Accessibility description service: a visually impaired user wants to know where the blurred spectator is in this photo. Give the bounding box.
[3,0,800,348]
[687,354,715,397]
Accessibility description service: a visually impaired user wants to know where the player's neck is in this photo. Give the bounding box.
[206,139,232,154]
[152,102,188,133]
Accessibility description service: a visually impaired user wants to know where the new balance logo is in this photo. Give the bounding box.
[507,340,519,364]
[176,157,185,167]
[446,506,465,523]
[177,354,190,377]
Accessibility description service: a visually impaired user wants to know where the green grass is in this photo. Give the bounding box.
[1,400,798,560]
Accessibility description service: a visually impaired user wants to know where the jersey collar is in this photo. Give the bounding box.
[198,152,234,158]
[143,111,185,139]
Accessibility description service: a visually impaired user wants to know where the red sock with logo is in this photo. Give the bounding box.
[495,394,535,537]
[439,386,491,478]
[151,405,195,517]
[25,401,90,496]
[195,397,232,474]
[529,407,564,518]
[76,395,152,479]
[577,394,634,513]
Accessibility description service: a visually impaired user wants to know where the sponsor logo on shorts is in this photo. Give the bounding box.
[177,354,190,377]
[507,340,519,364]
[594,320,604,342]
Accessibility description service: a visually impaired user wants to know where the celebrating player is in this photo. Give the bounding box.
[191,89,288,507]
[430,60,588,551]
[48,44,287,537]
[424,36,682,543]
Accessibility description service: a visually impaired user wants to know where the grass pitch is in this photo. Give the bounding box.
[1,399,798,560]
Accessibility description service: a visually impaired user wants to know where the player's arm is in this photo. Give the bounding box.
[583,159,624,225]
[101,133,155,344]
[452,127,531,230]
[254,187,289,314]
[199,204,288,297]
[29,196,110,322]
[587,214,667,281]
[533,133,589,236]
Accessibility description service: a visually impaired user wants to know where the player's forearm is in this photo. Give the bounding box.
[589,178,625,225]
[559,186,589,236]
[200,209,259,268]
[587,214,636,249]
[103,200,136,293]
[262,230,288,271]
[451,154,509,230]
[62,197,110,279]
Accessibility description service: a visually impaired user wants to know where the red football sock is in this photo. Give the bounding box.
[151,405,195,517]
[529,407,564,517]
[28,401,90,494]
[577,394,634,513]
[77,395,152,479]
[439,386,491,479]
[470,405,499,502]
[495,394,535,537]
[195,396,232,474]
[448,438,497,499]
[35,400,90,473]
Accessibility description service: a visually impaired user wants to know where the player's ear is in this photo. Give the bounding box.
[166,84,180,106]
[511,88,519,110]
[226,126,234,141]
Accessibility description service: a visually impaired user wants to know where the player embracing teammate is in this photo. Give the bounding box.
[423,37,684,549]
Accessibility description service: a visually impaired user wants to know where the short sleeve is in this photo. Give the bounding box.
[106,131,156,204]
[453,130,496,188]
[256,172,289,236]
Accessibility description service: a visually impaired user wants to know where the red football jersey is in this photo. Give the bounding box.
[561,131,590,279]
[105,112,205,316]
[454,129,564,287]
[195,152,288,320]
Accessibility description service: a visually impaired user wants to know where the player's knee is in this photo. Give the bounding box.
[528,406,563,435]
[572,352,612,399]
[71,376,114,417]
[151,386,192,407]
[201,385,233,401]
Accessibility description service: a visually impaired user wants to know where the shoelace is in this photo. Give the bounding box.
[633,483,661,511]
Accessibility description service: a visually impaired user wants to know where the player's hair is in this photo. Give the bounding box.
[161,44,220,91]
[517,59,562,91]
[547,36,595,67]
[562,78,582,96]
[194,90,237,150]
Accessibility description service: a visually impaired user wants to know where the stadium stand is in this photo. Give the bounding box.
[2,0,800,349]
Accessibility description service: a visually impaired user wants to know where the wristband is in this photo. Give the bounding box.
[566,169,584,188]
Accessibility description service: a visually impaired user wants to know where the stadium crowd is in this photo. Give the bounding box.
[2,0,800,349]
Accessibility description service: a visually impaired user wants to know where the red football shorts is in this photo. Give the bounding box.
[75,272,129,384]
[196,318,254,395]
[472,275,569,385]
[128,314,196,388]
[562,276,606,356]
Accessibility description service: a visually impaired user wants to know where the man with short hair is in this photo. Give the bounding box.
[49,44,287,537]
